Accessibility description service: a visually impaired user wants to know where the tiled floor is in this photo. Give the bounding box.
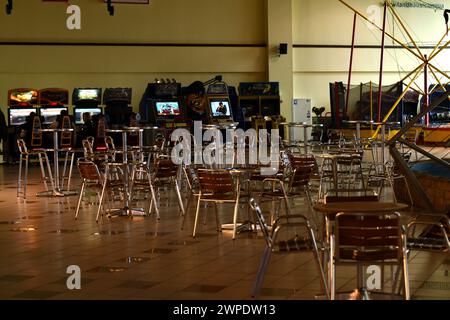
[0,162,448,300]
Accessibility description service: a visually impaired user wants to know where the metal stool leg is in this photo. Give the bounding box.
[61,151,69,188]
[252,247,271,298]
[17,154,24,198]
[24,154,29,199]
[44,153,56,193]
[66,152,75,191]
[38,153,49,192]
[75,180,86,220]
[192,192,202,238]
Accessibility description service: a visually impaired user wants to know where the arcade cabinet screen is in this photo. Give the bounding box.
[156,102,180,116]
[8,108,36,126]
[9,90,38,106]
[77,89,100,101]
[40,107,68,125]
[210,100,231,117]
[74,108,102,124]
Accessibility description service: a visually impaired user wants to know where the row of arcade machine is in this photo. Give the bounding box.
[6,87,133,128]
[3,87,134,163]
[139,78,284,138]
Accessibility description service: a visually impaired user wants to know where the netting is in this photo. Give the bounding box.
[330,81,419,126]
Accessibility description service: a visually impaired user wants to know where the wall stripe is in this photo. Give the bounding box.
[0,42,267,48]
[294,44,447,50]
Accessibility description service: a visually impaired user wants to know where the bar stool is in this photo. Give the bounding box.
[250,199,329,299]
[148,157,185,220]
[75,160,124,221]
[128,158,158,218]
[60,116,76,191]
[17,138,55,199]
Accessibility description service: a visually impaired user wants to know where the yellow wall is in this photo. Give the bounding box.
[293,0,450,111]
[0,0,267,114]
[267,0,293,120]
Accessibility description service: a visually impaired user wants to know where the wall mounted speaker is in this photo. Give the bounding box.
[6,0,12,15]
[279,43,288,55]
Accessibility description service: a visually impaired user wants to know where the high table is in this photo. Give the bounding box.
[372,121,400,165]
[106,127,144,216]
[342,120,373,142]
[280,122,322,154]
[140,126,164,147]
[38,128,75,197]
[315,153,355,197]
[314,201,409,299]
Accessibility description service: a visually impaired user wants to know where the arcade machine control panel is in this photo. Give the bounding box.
[140,81,190,137]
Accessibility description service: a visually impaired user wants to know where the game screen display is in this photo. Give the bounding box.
[74,108,102,124]
[156,102,181,116]
[73,88,102,105]
[78,89,100,101]
[40,107,68,124]
[9,90,38,106]
[8,108,36,126]
[210,100,231,117]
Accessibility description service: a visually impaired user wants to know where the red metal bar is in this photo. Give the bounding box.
[345,13,357,114]
[377,2,388,123]
[335,82,341,128]
[424,54,429,126]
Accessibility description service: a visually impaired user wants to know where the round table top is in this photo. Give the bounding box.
[203,123,239,130]
[342,120,373,124]
[140,126,162,130]
[371,121,401,126]
[228,165,276,174]
[313,201,409,213]
[315,153,354,159]
[279,122,319,128]
[122,127,144,132]
[40,128,74,132]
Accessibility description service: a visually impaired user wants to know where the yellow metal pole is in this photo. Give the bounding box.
[428,67,446,93]
[399,63,424,84]
[428,63,450,82]
[370,81,373,129]
[386,1,425,61]
[371,66,423,139]
[429,26,450,58]
[429,39,450,61]
[409,85,425,96]
[338,0,425,62]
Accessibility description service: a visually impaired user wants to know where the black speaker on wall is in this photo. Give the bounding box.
[6,0,12,15]
[279,43,288,55]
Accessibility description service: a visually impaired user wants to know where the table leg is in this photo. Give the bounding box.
[356,123,361,142]
[54,131,59,192]
[304,126,308,154]
[123,132,130,213]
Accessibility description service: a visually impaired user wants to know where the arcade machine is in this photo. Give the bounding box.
[72,88,103,125]
[104,87,132,128]
[205,81,236,128]
[238,82,284,137]
[103,87,133,148]
[38,88,69,126]
[5,88,39,163]
[140,81,189,140]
